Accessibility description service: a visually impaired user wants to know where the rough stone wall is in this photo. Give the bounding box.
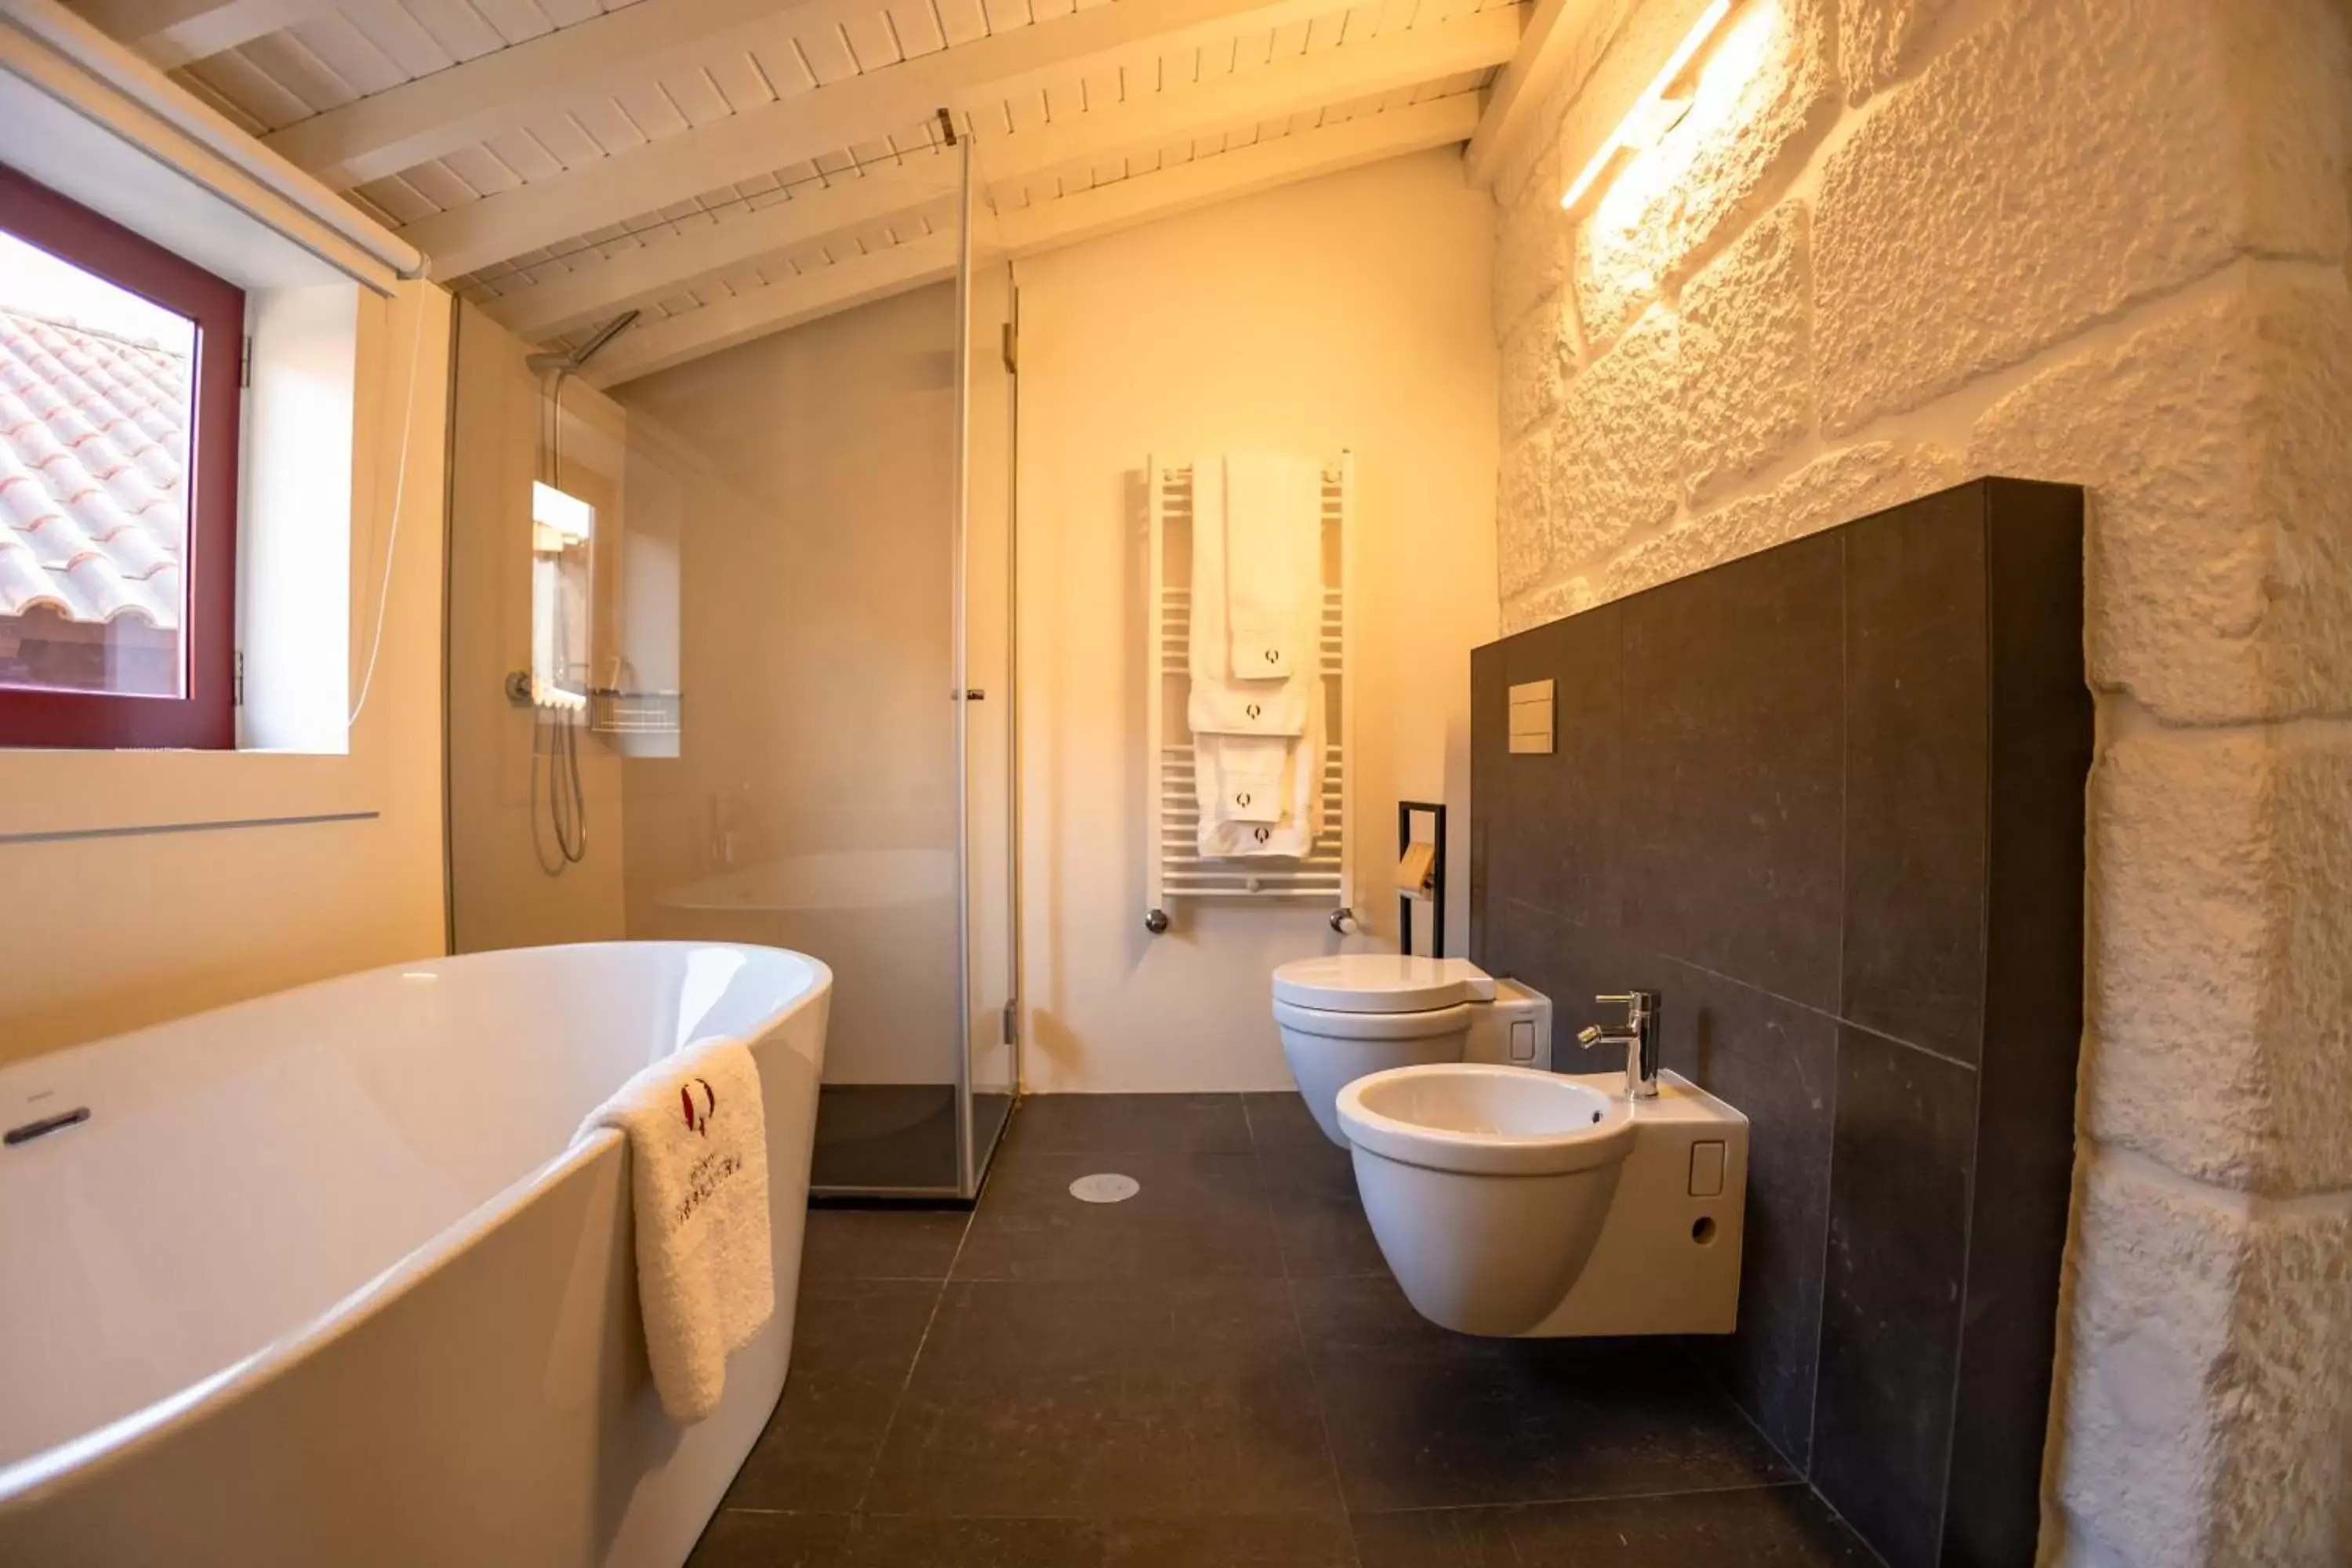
[1486,1,2352,1563]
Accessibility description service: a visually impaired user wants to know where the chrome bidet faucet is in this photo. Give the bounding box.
[1577,991,1661,1099]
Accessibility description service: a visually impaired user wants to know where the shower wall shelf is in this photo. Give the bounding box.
[587,688,682,735]
[1144,452,1356,934]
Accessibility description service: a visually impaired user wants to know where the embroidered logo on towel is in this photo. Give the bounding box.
[676,1150,743,1226]
[680,1076,717,1137]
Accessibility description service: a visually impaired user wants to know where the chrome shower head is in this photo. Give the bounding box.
[526,308,641,375]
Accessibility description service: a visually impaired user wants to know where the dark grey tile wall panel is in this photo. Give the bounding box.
[1619,535,1846,1012]
[1811,1028,1977,1568]
[1468,641,1504,968]
[1501,606,1621,927]
[1840,488,1989,1065]
[1943,481,2091,1568]
[1653,957,1837,1468]
[1468,478,2088,1568]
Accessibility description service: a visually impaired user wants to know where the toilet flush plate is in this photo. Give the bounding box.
[1519,1072,1748,1340]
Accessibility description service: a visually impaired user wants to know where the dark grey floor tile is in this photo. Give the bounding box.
[801,1206,971,1283]
[1354,1486,1877,1567]
[1350,1508,1520,1568]
[685,1509,853,1567]
[1260,1145,1389,1280]
[953,1149,1283,1282]
[835,1515,1105,1567]
[812,1083,963,1191]
[1294,1276,1796,1512]
[1008,1093,1253,1155]
[1241,1091,1341,1158]
[866,1279,1343,1518]
[1105,1513,1360,1566]
[723,1281,940,1511]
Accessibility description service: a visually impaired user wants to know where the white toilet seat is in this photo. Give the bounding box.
[1272,954,1494,1013]
[1272,997,1473,1040]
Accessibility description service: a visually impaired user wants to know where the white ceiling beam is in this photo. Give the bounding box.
[590,91,1479,385]
[67,0,336,70]
[1465,0,1715,189]
[584,230,959,388]
[1462,0,1581,188]
[260,0,842,191]
[996,89,1479,256]
[488,7,1515,342]
[492,158,962,340]
[399,0,1356,278]
[988,5,1515,191]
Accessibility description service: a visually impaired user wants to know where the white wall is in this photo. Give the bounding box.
[1014,148,1499,1093]
[0,281,452,1063]
[445,300,630,953]
[1483,0,2352,1560]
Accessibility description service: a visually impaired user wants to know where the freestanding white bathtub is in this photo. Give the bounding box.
[0,942,830,1568]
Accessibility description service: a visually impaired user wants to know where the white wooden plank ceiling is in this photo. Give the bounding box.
[65,0,1523,381]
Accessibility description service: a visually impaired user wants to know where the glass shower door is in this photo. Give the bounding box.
[443,126,1014,1200]
[957,143,1019,1194]
[621,284,967,1196]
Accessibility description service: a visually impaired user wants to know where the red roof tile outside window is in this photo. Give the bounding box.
[0,163,243,750]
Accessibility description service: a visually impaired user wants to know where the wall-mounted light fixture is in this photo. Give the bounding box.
[1559,0,1738,216]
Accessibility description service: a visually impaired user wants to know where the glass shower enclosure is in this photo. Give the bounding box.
[443,141,1018,1200]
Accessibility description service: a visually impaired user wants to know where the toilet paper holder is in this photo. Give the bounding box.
[1397,800,1447,958]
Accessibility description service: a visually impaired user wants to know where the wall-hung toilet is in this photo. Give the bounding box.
[1334,1013,1748,1341]
[1271,955,1552,1146]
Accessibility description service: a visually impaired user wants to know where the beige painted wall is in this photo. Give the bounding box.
[1014,148,1500,1093]
[445,299,630,953]
[1484,0,2352,1560]
[0,281,453,1062]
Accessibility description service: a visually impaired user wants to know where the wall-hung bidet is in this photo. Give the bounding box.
[1337,989,1748,1338]
[1272,955,1552,1146]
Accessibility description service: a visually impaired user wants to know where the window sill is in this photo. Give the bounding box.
[0,744,385,841]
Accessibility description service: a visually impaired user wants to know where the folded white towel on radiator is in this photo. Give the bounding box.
[1188,454,1312,737]
[1188,672,1309,736]
[1221,452,1323,680]
[1197,677,1327,858]
[1197,733,1290,822]
[575,1036,773,1425]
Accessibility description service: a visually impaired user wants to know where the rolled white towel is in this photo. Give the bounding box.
[575,1036,773,1425]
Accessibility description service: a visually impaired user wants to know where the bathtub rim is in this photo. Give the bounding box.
[0,940,833,1512]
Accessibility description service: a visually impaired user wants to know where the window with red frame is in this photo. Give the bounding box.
[0,163,243,750]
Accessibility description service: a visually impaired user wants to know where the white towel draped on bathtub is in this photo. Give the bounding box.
[576,1037,773,1425]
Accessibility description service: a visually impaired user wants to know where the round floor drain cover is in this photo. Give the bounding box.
[1069,1172,1140,1203]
